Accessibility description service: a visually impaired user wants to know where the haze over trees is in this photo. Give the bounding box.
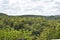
[0,13,60,40]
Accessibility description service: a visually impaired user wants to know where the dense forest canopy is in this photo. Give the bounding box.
[0,13,60,40]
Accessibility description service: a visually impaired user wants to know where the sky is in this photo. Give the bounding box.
[0,0,60,16]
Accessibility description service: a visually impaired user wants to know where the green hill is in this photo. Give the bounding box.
[0,13,7,16]
[0,13,60,20]
[0,13,60,40]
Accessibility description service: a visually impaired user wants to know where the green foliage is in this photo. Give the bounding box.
[0,29,33,40]
[0,14,60,40]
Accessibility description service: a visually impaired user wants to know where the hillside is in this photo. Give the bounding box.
[0,13,60,40]
[0,13,60,20]
[0,13,8,16]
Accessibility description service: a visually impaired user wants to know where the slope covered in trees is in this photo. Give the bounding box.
[0,13,60,40]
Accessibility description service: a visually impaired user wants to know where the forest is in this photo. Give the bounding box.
[0,13,60,40]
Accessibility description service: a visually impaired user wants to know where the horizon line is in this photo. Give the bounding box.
[0,13,60,16]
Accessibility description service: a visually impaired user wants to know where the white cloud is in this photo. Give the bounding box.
[0,0,60,15]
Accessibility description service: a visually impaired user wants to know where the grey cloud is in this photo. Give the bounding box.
[1,0,9,10]
[1,0,21,12]
[3,0,9,4]
[25,6,44,12]
[31,0,54,2]
[55,9,60,15]
[55,2,60,5]
[53,5,60,9]
[43,0,54,2]
[31,0,41,2]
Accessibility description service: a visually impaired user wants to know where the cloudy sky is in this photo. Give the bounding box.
[0,0,60,16]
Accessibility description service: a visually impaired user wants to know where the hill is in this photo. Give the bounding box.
[0,13,60,20]
[0,13,60,40]
[0,13,7,16]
